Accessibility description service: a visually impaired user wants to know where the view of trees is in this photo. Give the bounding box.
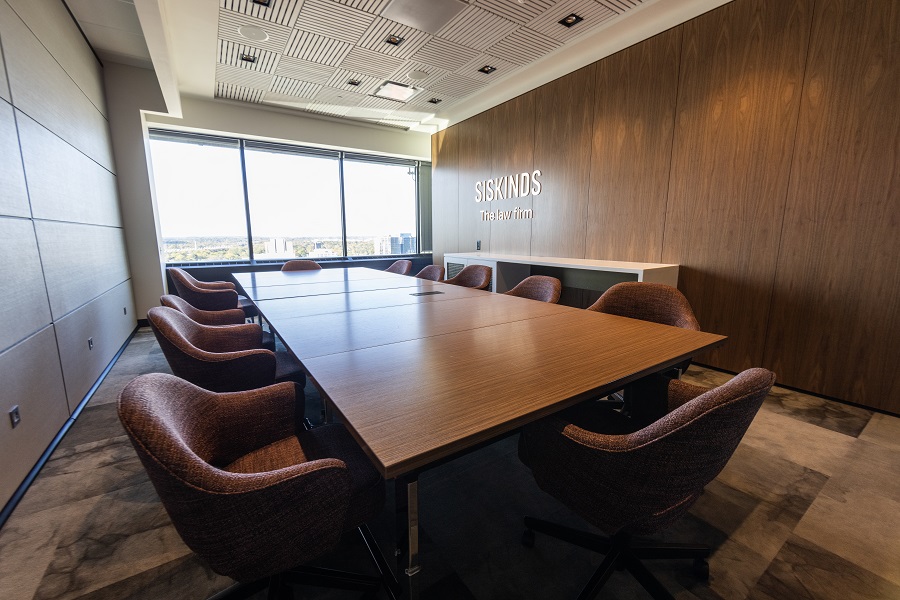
[164,236,378,263]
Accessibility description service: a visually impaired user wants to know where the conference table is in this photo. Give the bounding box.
[233,267,726,597]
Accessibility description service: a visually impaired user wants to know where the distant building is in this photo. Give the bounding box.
[308,241,336,258]
[374,233,416,255]
[259,238,294,258]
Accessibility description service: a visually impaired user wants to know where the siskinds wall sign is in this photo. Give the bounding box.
[475,170,540,221]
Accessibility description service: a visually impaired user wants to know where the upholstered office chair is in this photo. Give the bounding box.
[414,265,444,281]
[160,295,276,352]
[282,259,322,272]
[118,374,394,600]
[519,368,775,600]
[167,267,258,320]
[587,282,700,331]
[147,306,304,392]
[384,259,412,275]
[443,265,492,289]
[504,275,562,303]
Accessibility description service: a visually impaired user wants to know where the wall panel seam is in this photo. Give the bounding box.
[14,107,116,176]
[658,25,684,265]
[47,277,132,323]
[0,322,54,357]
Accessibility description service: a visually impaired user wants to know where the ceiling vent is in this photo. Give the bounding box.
[381,0,468,34]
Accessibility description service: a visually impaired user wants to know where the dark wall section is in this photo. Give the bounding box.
[431,0,900,414]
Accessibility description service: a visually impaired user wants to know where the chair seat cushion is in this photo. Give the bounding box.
[302,424,385,528]
[225,437,306,474]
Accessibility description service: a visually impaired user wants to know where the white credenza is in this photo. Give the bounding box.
[443,252,679,294]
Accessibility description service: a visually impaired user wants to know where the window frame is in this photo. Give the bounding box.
[148,129,428,265]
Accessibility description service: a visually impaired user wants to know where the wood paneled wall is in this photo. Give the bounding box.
[0,0,135,508]
[431,0,900,413]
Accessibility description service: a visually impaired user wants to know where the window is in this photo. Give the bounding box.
[343,158,418,256]
[149,135,249,263]
[147,130,429,264]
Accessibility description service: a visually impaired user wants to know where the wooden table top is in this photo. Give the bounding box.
[234,268,397,289]
[236,267,726,479]
[238,275,421,301]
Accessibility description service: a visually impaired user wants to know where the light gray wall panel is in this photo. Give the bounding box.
[34,220,129,320]
[0,100,29,217]
[54,280,135,409]
[0,326,69,504]
[0,33,9,102]
[18,112,121,227]
[4,0,106,115]
[0,1,114,172]
[0,218,52,352]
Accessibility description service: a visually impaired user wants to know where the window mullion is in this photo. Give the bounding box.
[239,140,255,263]
[339,152,348,259]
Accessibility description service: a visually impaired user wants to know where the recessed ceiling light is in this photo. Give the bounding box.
[374,81,418,102]
[237,25,269,42]
[408,70,429,81]
[478,65,496,74]
[240,54,257,63]
[347,79,361,86]
[385,34,404,46]
[252,0,271,6]
[558,13,584,28]
[428,98,442,104]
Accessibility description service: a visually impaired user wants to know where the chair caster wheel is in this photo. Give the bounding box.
[521,529,535,548]
[692,558,709,581]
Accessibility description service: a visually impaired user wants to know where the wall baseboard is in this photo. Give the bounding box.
[0,326,139,529]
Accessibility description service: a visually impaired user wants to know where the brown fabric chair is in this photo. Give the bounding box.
[118,374,394,599]
[519,368,775,600]
[384,259,412,275]
[281,259,322,272]
[504,275,562,303]
[414,265,444,281]
[167,267,258,320]
[147,306,303,392]
[160,295,276,352]
[443,264,492,289]
[587,282,700,331]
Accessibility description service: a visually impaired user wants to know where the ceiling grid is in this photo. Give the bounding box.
[214,0,646,131]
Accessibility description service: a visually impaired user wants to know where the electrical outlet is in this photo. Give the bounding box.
[88,337,94,350]
[476,240,481,251]
[9,406,20,429]
[123,307,127,315]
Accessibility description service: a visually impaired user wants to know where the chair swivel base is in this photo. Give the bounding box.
[522,516,710,600]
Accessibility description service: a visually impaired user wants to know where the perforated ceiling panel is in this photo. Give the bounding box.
[215,0,646,131]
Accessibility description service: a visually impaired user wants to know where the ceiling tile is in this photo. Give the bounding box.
[332,0,391,14]
[339,47,405,78]
[454,53,520,78]
[217,40,280,73]
[264,91,312,106]
[345,106,396,120]
[408,37,479,72]
[219,0,304,27]
[428,73,490,97]
[598,0,643,12]
[378,118,415,129]
[293,0,376,44]
[216,82,265,102]
[326,69,383,94]
[527,0,618,43]
[391,60,449,89]
[313,86,366,106]
[216,63,275,89]
[218,9,292,53]
[435,5,518,51]
[357,17,432,59]
[306,102,353,117]
[274,56,336,83]
[358,95,407,110]
[474,0,555,24]
[270,76,323,97]
[406,94,458,109]
[486,27,561,65]
[283,30,352,65]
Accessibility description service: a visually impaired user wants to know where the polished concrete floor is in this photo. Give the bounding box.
[1,329,898,599]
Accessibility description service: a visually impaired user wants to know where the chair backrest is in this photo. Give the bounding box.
[504,275,562,303]
[167,267,239,311]
[118,373,350,580]
[523,368,774,536]
[147,306,274,392]
[415,265,444,281]
[444,264,492,289]
[160,294,246,326]
[587,282,700,330]
[385,259,412,275]
[281,259,322,272]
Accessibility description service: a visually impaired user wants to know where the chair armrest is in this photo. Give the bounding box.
[196,280,236,291]
[186,287,239,311]
[194,322,263,352]
[178,347,277,392]
[193,307,247,326]
[666,379,709,411]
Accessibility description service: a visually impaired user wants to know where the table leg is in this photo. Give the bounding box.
[394,475,421,598]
